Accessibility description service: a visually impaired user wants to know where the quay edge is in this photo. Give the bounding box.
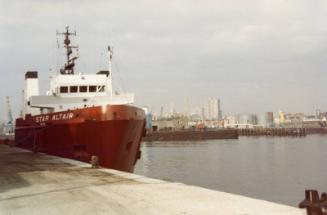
[0,144,304,215]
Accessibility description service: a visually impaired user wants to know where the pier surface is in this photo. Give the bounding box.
[0,145,304,215]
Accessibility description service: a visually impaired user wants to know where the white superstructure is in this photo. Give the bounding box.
[23,27,134,117]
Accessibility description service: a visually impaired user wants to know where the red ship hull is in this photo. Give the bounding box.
[15,105,146,172]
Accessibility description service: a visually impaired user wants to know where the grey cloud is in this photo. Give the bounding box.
[1,0,327,120]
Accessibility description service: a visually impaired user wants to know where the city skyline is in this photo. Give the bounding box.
[142,97,321,120]
[2,1,327,119]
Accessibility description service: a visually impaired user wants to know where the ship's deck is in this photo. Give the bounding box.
[0,144,304,215]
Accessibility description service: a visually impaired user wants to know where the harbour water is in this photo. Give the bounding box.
[135,134,327,207]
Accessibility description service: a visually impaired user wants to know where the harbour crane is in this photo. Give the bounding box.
[5,96,14,135]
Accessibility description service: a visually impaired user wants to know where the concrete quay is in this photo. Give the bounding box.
[0,145,304,215]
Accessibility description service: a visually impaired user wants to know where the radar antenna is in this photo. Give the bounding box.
[56,26,78,74]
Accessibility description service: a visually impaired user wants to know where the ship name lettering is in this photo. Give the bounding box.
[35,115,49,123]
[51,112,74,121]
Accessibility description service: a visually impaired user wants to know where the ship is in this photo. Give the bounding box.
[14,27,146,172]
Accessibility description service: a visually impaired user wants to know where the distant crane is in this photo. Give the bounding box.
[5,96,14,135]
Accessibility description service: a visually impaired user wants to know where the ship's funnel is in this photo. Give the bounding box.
[25,71,39,98]
[24,71,40,116]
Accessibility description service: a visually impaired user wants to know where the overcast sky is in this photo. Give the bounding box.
[1,0,327,120]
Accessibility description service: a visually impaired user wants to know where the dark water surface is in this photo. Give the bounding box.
[134,135,327,206]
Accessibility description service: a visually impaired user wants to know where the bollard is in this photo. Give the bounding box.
[321,193,327,214]
[299,190,327,215]
[90,155,99,168]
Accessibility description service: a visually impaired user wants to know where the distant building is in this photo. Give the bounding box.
[257,112,274,128]
[142,107,153,130]
[276,111,306,128]
[201,106,205,121]
[279,111,286,124]
[169,102,176,117]
[274,117,280,126]
[285,113,305,121]
[152,115,188,131]
[159,106,164,119]
[205,97,222,120]
[189,114,202,122]
[237,114,257,125]
[284,113,304,128]
[266,112,274,127]
[223,116,237,128]
[223,114,257,128]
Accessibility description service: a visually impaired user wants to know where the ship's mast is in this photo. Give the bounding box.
[57,26,78,75]
[108,46,113,74]
[108,46,113,103]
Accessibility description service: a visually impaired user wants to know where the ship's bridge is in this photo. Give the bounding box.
[49,72,110,98]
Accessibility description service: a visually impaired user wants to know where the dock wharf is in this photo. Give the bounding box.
[143,129,238,142]
[306,127,327,134]
[0,144,304,214]
[238,128,307,137]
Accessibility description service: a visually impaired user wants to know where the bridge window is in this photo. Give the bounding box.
[79,86,87,93]
[60,86,68,93]
[98,86,105,92]
[89,85,97,92]
[70,86,78,93]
